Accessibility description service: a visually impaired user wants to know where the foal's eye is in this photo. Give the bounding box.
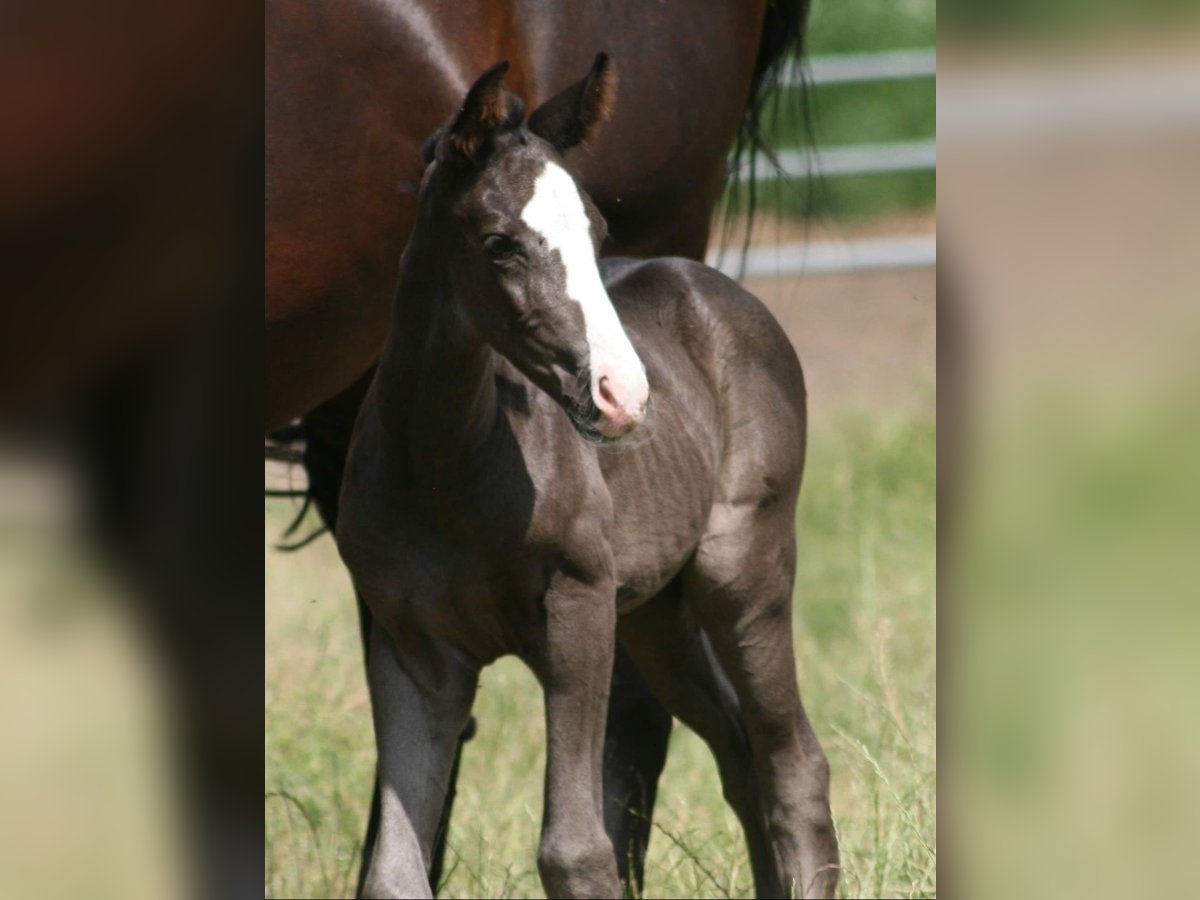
[482,234,519,261]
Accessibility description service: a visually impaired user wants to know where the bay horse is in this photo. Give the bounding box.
[335,59,837,899]
[266,0,812,891]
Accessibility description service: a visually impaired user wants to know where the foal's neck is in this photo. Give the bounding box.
[375,217,498,463]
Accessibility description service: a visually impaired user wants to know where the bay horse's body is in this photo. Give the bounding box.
[337,60,836,899]
[266,0,801,432]
[266,0,812,891]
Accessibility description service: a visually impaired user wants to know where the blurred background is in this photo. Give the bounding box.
[939,2,1200,898]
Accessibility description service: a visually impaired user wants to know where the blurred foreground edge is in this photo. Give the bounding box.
[0,4,265,899]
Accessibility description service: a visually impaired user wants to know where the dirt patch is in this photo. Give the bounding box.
[719,211,936,246]
[717,214,937,429]
[747,266,936,429]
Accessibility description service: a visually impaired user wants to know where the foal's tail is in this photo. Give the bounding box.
[721,0,818,272]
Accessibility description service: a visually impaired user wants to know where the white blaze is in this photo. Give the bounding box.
[519,161,647,401]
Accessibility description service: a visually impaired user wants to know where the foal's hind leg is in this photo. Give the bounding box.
[360,621,478,899]
[685,505,839,899]
[602,644,673,894]
[617,584,784,898]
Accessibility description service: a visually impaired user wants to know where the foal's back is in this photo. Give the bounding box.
[595,256,807,612]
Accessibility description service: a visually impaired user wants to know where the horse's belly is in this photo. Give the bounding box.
[612,514,708,615]
[604,422,719,614]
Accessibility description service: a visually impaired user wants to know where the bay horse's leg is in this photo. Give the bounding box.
[526,572,622,899]
[602,644,672,894]
[360,621,478,900]
[686,505,839,899]
[617,584,784,898]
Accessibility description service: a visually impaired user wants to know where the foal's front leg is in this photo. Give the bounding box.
[361,621,478,899]
[529,570,622,899]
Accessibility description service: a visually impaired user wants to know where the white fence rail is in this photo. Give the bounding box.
[786,49,936,88]
[725,49,936,276]
[734,140,936,181]
[708,235,937,279]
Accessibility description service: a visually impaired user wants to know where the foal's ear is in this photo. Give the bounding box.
[420,127,444,165]
[445,60,523,164]
[528,53,617,153]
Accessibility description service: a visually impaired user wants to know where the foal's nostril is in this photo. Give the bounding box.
[597,375,618,412]
[590,365,648,438]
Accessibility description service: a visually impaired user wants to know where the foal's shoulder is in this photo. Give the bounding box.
[600,254,723,288]
[601,255,749,305]
[601,255,799,385]
[600,255,776,327]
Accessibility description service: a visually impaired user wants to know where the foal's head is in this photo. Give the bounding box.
[416,56,648,441]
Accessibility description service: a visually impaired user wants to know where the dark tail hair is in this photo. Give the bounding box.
[721,0,818,272]
[264,425,329,550]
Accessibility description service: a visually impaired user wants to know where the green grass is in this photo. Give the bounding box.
[806,0,936,54]
[941,0,1199,37]
[265,409,936,898]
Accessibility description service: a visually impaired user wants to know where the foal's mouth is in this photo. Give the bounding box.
[560,362,647,445]
[532,357,642,444]
[560,363,620,445]
[562,373,610,444]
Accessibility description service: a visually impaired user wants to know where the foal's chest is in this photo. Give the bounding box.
[343,484,573,661]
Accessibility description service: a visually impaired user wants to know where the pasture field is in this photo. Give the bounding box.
[265,395,936,898]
